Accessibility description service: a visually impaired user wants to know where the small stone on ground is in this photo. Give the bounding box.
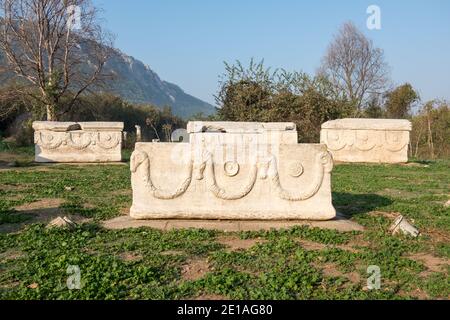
[47,216,77,229]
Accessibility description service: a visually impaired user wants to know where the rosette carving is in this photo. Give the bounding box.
[354,130,377,151]
[35,132,64,150]
[67,132,92,150]
[96,132,121,149]
[384,131,409,152]
[271,152,333,201]
[325,130,347,151]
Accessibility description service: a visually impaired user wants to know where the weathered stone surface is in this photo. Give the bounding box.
[33,121,124,163]
[187,121,298,144]
[102,215,364,232]
[320,119,412,163]
[130,121,336,221]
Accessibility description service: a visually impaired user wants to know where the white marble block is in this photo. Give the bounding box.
[130,121,336,221]
[320,119,412,164]
[33,121,124,163]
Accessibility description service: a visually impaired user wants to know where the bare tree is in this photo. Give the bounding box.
[424,101,435,159]
[0,85,20,118]
[162,123,172,142]
[0,0,113,121]
[319,21,390,112]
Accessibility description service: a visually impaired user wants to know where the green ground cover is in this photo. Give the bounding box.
[0,149,449,300]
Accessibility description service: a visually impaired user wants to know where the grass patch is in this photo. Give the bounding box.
[0,151,449,300]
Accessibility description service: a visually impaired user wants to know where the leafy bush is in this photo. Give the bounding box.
[215,59,354,143]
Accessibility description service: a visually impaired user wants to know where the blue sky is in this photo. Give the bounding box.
[94,0,450,105]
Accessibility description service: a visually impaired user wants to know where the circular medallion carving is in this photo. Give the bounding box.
[97,132,119,149]
[224,161,240,177]
[289,161,304,177]
[330,132,340,141]
[358,132,369,142]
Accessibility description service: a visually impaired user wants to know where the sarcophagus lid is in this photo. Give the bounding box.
[187,121,297,133]
[322,119,412,131]
[321,118,412,163]
[188,121,299,145]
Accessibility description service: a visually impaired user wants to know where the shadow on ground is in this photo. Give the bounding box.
[333,192,393,217]
[0,205,90,234]
[408,160,436,165]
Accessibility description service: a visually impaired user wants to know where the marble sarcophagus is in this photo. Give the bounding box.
[33,121,124,163]
[130,122,336,221]
[320,119,412,164]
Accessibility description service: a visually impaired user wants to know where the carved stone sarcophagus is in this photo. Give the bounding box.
[321,119,412,164]
[130,122,336,221]
[33,121,124,163]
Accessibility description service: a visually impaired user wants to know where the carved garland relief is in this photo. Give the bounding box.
[130,149,333,202]
[35,131,121,150]
[325,130,409,152]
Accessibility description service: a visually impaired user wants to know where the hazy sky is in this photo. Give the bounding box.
[94,0,450,105]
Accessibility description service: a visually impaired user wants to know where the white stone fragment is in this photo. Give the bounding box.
[320,118,412,163]
[130,121,336,221]
[389,215,420,238]
[33,121,124,163]
[47,216,77,229]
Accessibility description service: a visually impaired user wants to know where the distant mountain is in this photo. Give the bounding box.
[0,48,216,119]
[102,50,216,118]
